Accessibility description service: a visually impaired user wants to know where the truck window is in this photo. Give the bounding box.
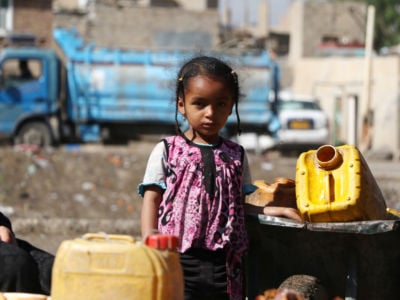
[1,58,42,87]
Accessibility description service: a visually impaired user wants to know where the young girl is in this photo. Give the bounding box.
[138,56,302,300]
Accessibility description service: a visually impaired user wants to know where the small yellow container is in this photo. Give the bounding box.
[51,233,184,300]
[296,144,388,222]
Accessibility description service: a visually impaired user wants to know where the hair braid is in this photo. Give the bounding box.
[174,78,184,135]
[231,70,242,135]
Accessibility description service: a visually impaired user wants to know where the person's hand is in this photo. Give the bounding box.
[262,206,303,222]
[0,225,17,246]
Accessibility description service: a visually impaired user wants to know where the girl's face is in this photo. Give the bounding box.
[178,75,234,144]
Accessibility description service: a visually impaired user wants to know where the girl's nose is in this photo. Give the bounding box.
[205,105,215,117]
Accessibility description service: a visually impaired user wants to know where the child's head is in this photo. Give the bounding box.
[174,56,241,135]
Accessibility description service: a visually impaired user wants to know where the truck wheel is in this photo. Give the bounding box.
[15,122,53,147]
[278,275,330,300]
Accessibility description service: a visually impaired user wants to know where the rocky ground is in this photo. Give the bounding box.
[0,136,399,255]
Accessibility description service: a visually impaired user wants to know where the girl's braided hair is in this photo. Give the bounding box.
[174,56,241,135]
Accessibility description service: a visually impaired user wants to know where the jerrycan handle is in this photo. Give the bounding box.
[82,232,135,243]
[145,233,179,250]
[1,292,50,300]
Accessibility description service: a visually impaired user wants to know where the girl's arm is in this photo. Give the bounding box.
[141,185,163,240]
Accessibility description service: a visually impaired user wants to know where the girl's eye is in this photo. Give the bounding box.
[193,101,204,107]
[218,101,229,107]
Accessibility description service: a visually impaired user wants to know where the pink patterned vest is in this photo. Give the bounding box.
[159,135,248,299]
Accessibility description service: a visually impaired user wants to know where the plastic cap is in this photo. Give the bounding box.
[145,234,179,250]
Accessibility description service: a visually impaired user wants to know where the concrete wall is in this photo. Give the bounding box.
[292,56,400,159]
[54,5,220,50]
[288,1,367,63]
[54,0,268,50]
[8,0,217,50]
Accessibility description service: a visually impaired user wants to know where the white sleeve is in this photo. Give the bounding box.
[242,151,257,195]
[137,141,167,196]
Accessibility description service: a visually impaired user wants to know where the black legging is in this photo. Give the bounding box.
[180,248,229,300]
[0,239,54,295]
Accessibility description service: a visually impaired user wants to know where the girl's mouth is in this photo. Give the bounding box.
[203,123,216,129]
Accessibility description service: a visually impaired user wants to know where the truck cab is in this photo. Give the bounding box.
[0,48,60,145]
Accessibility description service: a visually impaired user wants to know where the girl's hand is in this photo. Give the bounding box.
[262,206,303,222]
[245,203,303,222]
[0,225,18,246]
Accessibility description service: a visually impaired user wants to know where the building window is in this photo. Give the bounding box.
[0,0,12,35]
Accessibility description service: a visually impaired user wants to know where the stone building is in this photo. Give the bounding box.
[53,0,220,50]
[286,1,400,159]
[53,0,268,52]
[286,0,367,62]
[0,0,53,48]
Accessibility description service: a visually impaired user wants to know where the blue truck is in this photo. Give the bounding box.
[0,27,280,146]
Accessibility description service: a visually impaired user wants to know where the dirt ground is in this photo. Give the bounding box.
[0,136,399,255]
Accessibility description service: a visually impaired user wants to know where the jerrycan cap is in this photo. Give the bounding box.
[145,234,179,250]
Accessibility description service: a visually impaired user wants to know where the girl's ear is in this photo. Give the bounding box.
[178,97,185,115]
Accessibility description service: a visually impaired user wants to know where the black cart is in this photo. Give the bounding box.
[246,214,400,300]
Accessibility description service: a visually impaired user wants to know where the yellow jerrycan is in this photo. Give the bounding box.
[51,233,184,300]
[295,144,388,222]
